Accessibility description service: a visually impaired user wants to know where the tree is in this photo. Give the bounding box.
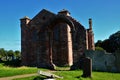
[14,50,21,59]
[101,39,111,52]
[0,48,7,61]
[95,30,120,53]
[109,31,120,52]
[95,40,103,47]
[7,50,14,61]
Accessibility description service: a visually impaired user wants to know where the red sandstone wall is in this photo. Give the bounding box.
[20,9,95,68]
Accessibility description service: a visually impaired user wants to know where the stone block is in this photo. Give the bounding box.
[82,57,92,77]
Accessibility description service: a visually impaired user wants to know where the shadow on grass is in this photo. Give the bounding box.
[33,76,45,80]
[33,76,52,80]
[75,75,93,80]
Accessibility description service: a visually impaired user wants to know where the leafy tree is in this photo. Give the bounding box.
[95,30,120,53]
[7,50,14,61]
[0,48,21,64]
[0,48,4,58]
[95,40,102,47]
[101,39,111,52]
[14,50,21,59]
[109,31,120,52]
[0,48,7,61]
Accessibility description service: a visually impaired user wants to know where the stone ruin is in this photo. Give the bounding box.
[85,50,120,72]
[20,9,95,69]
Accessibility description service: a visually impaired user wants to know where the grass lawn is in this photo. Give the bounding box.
[0,63,120,80]
[14,70,120,80]
[55,70,120,80]
[13,76,47,80]
[0,63,47,77]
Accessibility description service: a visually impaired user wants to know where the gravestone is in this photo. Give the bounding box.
[82,57,92,77]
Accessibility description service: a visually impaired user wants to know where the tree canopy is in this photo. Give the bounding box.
[0,48,21,61]
[95,31,120,53]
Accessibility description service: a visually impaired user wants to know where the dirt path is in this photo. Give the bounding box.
[0,73,38,80]
[0,70,57,80]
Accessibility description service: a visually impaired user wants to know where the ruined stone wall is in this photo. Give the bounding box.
[36,31,51,68]
[20,9,95,68]
[68,17,87,64]
[67,24,73,66]
[52,23,73,66]
[87,30,95,50]
[21,10,57,68]
[85,50,120,72]
[20,17,32,66]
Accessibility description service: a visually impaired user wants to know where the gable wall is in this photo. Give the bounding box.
[20,9,95,68]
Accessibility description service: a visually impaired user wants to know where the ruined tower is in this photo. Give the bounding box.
[20,9,95,69]
[86,18,95,50]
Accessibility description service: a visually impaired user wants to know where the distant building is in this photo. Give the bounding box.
[20,9,95,69]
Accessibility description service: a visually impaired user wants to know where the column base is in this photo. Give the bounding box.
[48,62,56,70]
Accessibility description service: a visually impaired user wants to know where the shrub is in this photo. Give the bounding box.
[95,46,104,51]
[3,59,21,67]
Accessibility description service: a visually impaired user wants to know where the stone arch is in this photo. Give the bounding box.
[37,15,75,69]
[40,14,75,32]
[48,15,75,69]
[48,15,75,32]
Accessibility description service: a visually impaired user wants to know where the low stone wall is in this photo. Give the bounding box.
[85,50,120,72]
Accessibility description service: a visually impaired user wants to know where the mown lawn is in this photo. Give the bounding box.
[55,70,120,80]
[0,63,46,77]
[14,70,120,80]
[13,76,46,80]
[0,63,120,80]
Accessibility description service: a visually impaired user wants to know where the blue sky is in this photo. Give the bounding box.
[0,0,120,51]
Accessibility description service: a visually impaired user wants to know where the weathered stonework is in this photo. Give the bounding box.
[20,9,95,69]
[85,50,120,72]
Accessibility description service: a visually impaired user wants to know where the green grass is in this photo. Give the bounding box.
[0,63,120,80]
[14,70,120,80]
[55,66,70,71]
[13,76,47,80]
[54,71,120,80]
[92,71,120,80]
[0,63,47,77]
